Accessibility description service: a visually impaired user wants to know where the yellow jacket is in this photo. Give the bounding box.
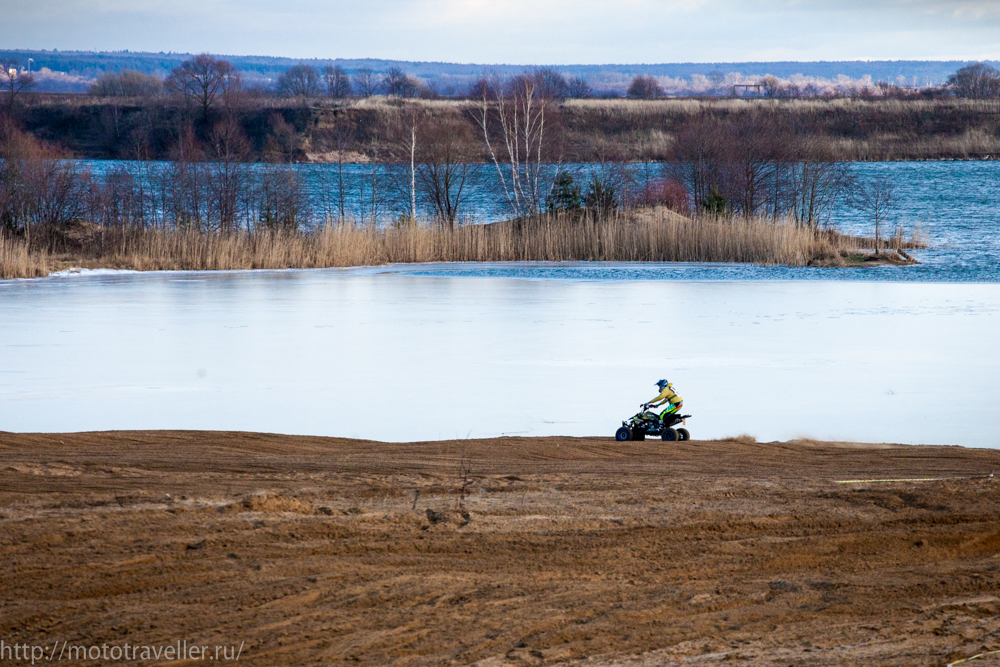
[649,385,682,407]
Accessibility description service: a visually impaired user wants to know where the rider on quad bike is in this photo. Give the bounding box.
[643,379,683,422]
[615,379,691,442]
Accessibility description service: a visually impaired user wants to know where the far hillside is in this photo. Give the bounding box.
[12,96,1000,163]
[2,49,998,95]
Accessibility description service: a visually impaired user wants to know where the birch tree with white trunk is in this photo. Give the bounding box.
[473,72,556,218]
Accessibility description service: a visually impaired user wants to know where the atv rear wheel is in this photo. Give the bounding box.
[677,428,690,441]
[615,427,631,442]
[634,432,646,441]
[662,428,679,442]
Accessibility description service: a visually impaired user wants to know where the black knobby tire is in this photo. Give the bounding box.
[634,432,646,441]
[662,428,679,442]
[615,427,631,442]
[677,428,690,441]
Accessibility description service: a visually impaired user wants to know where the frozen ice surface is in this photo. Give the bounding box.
[47,267,144,278]
[1,264,998,447]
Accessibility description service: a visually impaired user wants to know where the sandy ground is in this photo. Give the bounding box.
[2,431,1000,666]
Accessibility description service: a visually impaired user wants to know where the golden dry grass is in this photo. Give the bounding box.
[830,128,1000,160]
[49,209,866,273]
[0,234,49,279]
[3,208,904,279]
[562,97,1000,115]
[322,96,1000,117]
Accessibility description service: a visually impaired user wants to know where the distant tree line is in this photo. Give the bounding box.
[3,53,997,112]
[0,53,979,253]
[4,49,995,92]
[78,59,1000,103]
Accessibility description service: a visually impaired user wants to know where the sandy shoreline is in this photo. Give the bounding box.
[2,430,999,665]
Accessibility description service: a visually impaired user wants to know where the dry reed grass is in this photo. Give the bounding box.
[0,235,49,279]
[4,209,886,278]
[563,97,1000,116]
[830,129,1000,161]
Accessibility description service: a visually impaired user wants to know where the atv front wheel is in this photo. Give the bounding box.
[615,427,631,442]
[677,428,690,441]
[662,428,679,442]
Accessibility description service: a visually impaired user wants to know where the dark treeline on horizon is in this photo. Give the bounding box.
[2,48,999,96]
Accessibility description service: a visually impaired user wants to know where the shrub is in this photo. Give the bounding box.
[640,177,691,215]
[546,172,581,212]
[584,174,617,214]
[627,75,663,100]
[89,70,163,97]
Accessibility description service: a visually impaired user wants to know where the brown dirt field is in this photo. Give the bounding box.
[2,431,1000,666]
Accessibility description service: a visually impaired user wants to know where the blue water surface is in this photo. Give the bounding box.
[80,159,1000,283]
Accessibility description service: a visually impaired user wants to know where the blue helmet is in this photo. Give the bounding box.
[656,379,669,390]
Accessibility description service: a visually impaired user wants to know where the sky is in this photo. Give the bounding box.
[5,0,1000,64]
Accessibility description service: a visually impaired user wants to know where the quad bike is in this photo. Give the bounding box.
[616,407,691,442]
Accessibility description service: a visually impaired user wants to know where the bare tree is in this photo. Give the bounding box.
[707,70,726,95]
[787,143,854,227]
[325,114,355,221]
[627,75,662,100]
[164,123,208,230]
[219,71,246,115]
[417,114,477,226]
[533,68,569,100]
[1,62,35,114]
[666,113,726,214]
[567,76,592,99]
[474,73,557,217]
[165,54,239,121]
[323,65,352,98]
[760,76,781,99]
[257,166,307,231]
[383,67,421,98]
[351,113,389,223]
[853,173,897,255]
[727,111,783,218]
[206,118,252,232]
[467,76,493,100]
[405,109,419,220]
[352,68,379,97]
[0,124,89,238]
[278,65,322,98]
[384,104,424,220]
[366,127,385,223]
[257,115,306,230]
[947,63,1000,99]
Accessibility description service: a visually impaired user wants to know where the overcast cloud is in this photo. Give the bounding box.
[4,0,1000,63]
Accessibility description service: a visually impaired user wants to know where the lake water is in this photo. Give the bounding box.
[4,161,998,446]
[2,265,998,448]
[83,159,1000,282]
